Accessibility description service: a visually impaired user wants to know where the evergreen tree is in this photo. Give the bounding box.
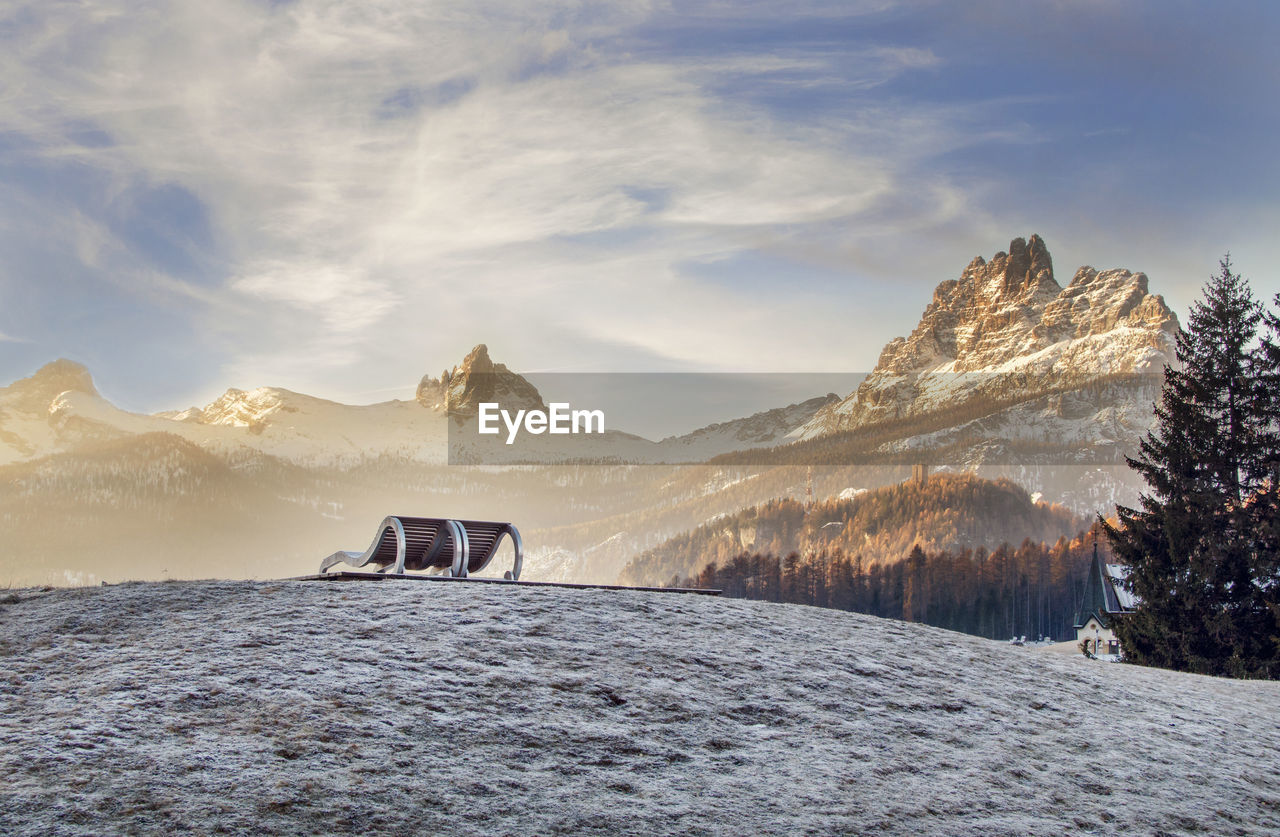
[1106,257,1278,676]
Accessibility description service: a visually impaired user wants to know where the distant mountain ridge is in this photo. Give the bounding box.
[0,346,834,469]
[0,362,450,469]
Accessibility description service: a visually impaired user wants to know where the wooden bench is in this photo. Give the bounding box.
[319,516,523,580]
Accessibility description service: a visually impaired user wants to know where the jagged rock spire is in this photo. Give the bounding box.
[416,344,544,418]
[874,235,1175,375]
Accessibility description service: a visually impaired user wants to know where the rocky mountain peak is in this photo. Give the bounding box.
[189,387,287,429]
[29,359,98,394]
[797,235,1181,439]
[973,234,1057,301]
[416,343,544,419]
[1035,266,1177,344]
[2,359,100,412]
[873,235,1175,376]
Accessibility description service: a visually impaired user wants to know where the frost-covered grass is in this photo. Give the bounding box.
[1,581,1277,836]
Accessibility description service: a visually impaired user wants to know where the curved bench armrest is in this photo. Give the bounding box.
[318,516,406,574]
[388,517,407,574]
[319,550,363,574]
[447,519,470,578]
[505,525,523,581]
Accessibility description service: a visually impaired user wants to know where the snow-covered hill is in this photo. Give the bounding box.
[2,581,1277,835]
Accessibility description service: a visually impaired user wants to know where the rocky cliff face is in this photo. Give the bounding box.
[1,359,99,412]
[0,360,106,464]
[416,343,545,420]
[873,234,1060,374]
[797,235,1179,438]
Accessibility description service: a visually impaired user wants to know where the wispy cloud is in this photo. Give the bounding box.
[1,0,1276,406]
[0,1,963,395]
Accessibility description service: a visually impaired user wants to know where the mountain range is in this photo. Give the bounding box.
[0,235,1179,585]
[0,346,833,469]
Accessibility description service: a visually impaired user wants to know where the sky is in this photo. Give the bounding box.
[1,0,1278,413]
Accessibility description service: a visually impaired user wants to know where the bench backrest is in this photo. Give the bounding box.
[453,519,522,577]
[395,516,464,572]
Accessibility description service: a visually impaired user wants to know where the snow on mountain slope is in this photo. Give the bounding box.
[54,386,448,468]
[151,386,450,466]
[1,580,1276,836]
[656,393,838,457]
[0,360,452,468]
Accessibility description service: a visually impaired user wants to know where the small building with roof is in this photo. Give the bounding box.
[1073,545,1137,658]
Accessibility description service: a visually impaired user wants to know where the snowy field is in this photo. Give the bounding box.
[1,581,1278,836]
